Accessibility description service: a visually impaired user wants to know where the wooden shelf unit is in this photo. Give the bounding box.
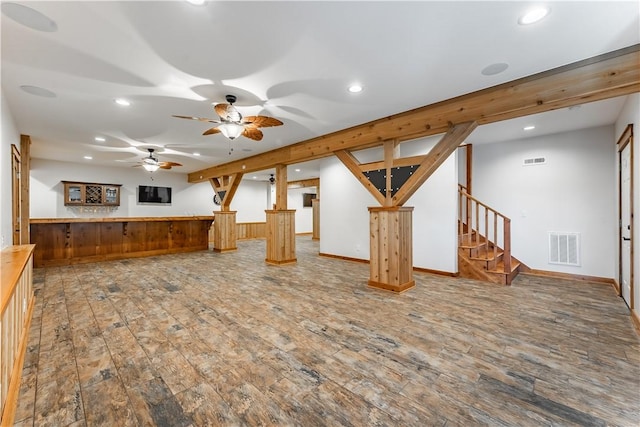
[63,181,121,206]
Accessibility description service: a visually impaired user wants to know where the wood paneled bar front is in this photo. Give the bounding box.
[29,217,214,268]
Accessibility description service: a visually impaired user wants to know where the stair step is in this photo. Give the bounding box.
[488,259,521,274]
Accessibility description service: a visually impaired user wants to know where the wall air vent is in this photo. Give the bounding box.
[523,156,546,166]
[548,232,580,266]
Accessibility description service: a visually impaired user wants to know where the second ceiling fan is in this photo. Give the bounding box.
[173,95,283,141]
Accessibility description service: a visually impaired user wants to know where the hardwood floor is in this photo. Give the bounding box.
[13,237,639,426]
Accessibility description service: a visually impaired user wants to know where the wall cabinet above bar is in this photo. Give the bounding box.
[62,181,121,206]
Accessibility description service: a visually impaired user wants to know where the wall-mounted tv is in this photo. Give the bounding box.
[138,185,172,204]
[302,193,316,207]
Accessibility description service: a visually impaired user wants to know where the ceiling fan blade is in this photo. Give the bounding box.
[173,115,221,123]
[214,103,231,120]
[203,127,221,136]
[243,116,283,128]
[159,162,182,168]
[243,127,263,141]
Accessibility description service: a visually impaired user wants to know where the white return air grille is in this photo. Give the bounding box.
[523,156,546,166]
[548,232,580,266]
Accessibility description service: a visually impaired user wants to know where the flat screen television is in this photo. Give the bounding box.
[302,193,316,207]
[138,185,172,204]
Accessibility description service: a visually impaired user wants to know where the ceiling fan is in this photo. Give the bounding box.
[135,148,182,172]
[173,94,283,141]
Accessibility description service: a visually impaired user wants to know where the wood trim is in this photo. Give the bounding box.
[413,266,459,277]
[617,123,634,309]
[19,136,30,245]
[520,270,616,286]
[288,178,319,188]
[368,279,415,293]
[11,144,20,245]
[465,143,473,195]
[318,252,369,264]
[632,310,640,334]
[318,252,458,278]
[612,278,621,295]
[188,45,640,182]
[30,216,215,224]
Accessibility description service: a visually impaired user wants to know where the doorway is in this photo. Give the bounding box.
[11,144,21,245]
[618,124,634,309]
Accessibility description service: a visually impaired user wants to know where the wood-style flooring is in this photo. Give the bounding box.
[13,237,640,426]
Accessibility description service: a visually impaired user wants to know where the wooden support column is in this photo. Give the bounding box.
[265,209,297,264]
[212,211,237,253]
[312,198,320,240]
[368,206,414,293]
[20,135,31,244]
[265,164,297,264]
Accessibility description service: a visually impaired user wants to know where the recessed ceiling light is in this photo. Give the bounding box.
[114,98,131,106]
[94,136,106,142]
[295,169,301,172]
[348,84,363,93]
[481,63,509,76]
[193,152,200,156]
[20,85,56,98]
[83,156,93,160]
[253,176,257,179]
[524,125,535,131]
[1,3,57,32]
[186,0,205,5]
[519,7,550,25]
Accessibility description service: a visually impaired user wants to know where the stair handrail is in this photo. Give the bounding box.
[458,186,511,273]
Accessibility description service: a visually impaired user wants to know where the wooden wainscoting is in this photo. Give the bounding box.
[237,222,266,240]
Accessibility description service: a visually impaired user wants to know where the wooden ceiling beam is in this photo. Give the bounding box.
[189,44,640,183]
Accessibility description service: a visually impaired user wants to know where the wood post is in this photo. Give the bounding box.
[213,211,237,253]
[312,198,320,240]
[265,210,296,265]
[368,206,415,293]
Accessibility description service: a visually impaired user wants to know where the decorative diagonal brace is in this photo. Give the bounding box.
[335,150,386,206]
[393,121,478,206]
[209,173,244,211]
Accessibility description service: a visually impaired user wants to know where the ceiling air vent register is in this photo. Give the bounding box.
[523,156,546,166]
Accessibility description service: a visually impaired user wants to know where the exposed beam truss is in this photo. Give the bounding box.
[209,173,243,211]
[189,45,640,183]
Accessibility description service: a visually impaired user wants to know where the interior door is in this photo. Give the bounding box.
[618,126,633,308]
[11,145,21,245]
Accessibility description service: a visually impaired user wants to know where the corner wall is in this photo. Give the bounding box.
[472,125,616,278]
[1,96,20,248]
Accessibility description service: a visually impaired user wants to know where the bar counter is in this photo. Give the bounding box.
[30,216,215,267]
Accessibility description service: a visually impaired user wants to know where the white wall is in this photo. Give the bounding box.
[228,179,269,222]
[1,95,20,248]
[288,186,315,234]
[615,93,639,321]
[29,160,313,234]
[319,136,458,273]
[30,158,215,218]
[472,125,616,278]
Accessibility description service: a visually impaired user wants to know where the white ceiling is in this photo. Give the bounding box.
[2,1,638,181]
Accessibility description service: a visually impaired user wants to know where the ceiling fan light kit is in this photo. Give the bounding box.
[136,148,182,172]
[218,122,244,140]
[173,94,283,142]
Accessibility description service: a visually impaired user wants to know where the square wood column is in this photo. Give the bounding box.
[265,210,297,265]
[213,211,237,253]
[368,206,415,293]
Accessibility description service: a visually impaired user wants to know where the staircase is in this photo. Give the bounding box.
[458,186,523,285]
